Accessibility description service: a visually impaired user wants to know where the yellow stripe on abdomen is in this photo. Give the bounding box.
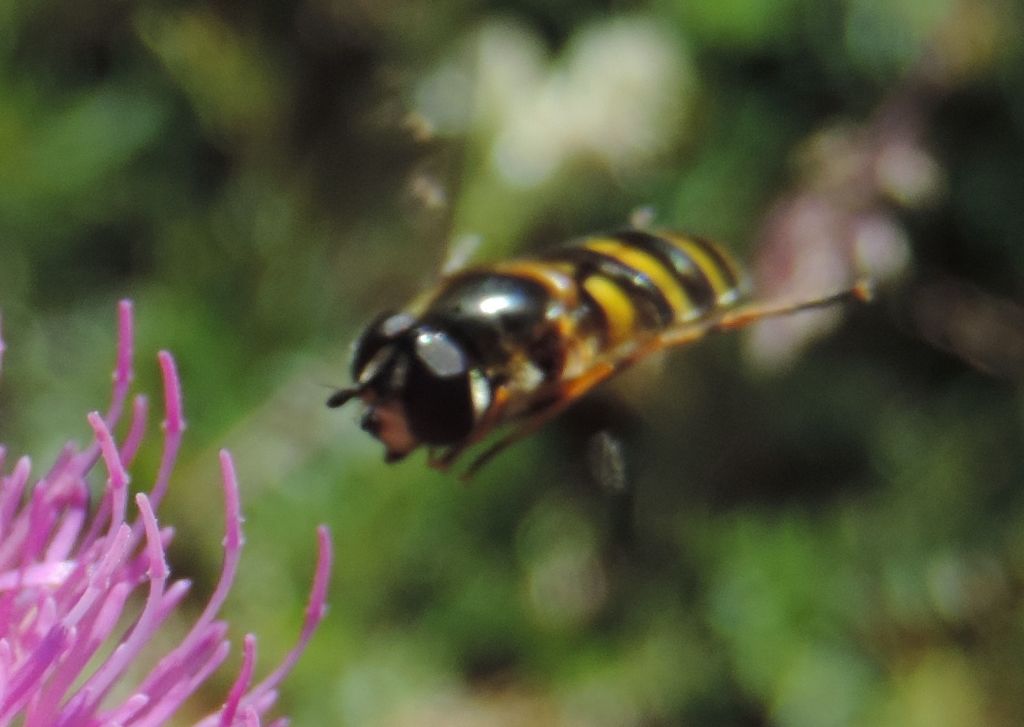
[661,232,743,305]
[581,274,635,348]
[584,238,695,322]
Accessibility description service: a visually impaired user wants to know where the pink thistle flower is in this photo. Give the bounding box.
[0,300,332,726]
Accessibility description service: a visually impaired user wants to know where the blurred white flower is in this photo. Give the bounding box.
[417,17,695,188]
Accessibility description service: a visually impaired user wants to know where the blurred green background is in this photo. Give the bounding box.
[2,0,1024,724]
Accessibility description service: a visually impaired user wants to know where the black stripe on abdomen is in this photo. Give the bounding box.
[609,230,720,315]
[543,246,676,330]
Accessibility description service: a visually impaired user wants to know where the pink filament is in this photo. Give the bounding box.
[0,301,331,726]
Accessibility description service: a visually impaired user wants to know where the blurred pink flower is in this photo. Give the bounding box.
[747,87,938,368]
[0,301,331,726]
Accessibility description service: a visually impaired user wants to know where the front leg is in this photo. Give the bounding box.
[426,384,514,475]
[458,361,619,481]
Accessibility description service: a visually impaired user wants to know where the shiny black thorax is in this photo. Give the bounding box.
[420,272,566,380]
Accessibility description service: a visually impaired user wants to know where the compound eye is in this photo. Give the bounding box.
[350,311,415,380]
[414,329,466,378]
[402,329,475,446]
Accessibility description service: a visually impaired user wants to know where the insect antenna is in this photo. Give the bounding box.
[326,387,360,409]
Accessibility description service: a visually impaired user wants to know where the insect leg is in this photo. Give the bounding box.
[455,308,739,480]
[458,361,618,481]
[654,279,873,350]
[713,279,873,332]
[454,280,871,479]
[429,384,514,473]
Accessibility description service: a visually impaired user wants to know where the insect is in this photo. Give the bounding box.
[328,229,871,478]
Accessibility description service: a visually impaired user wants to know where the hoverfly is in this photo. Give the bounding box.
[328,229,870,478]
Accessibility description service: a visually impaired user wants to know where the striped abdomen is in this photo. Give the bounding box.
[543,230,745,352]
[418,230,746,384]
